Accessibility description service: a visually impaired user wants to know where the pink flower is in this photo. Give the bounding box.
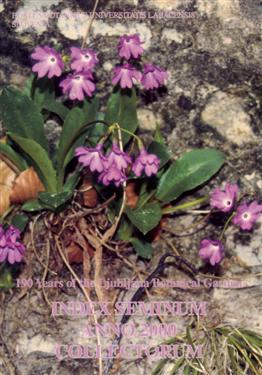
[0,225,25,265]
[75,144,106,173]
[141,64,168,90]
[31,46,64,79]
[104,143,132,171]
[98,165,127,187]
[232,201,262,230]
[199,239,224,266]
[118,34,144,60]
[70,47,99,72]
[210,183,239,213]
[112,64,142,89]
[132,149,160,177]
[59,72,95,100]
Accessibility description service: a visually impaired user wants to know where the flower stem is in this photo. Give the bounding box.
[117,126,143,148]
[161,196,209,214]
[100,123,127,240]
[81,0,100,48]
[219,211,236,240]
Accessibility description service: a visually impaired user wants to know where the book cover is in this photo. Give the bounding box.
[0,1,261,375]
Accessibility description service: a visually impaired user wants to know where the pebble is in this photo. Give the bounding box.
[137,109,164,132]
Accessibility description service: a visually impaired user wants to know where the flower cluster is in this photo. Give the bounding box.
[75,143,160,187]
[199,183,262,266]
[0,225,25,264]
[31,34,168,100]
[112,34,168,90]
[31,45,98,101]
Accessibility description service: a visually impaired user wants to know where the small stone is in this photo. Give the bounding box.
[103,62,113,72]
[244,172,256,181]
[137,109,164,132]
[44,120,62,154]
[198,0,241,21]
[124,0,139,4]
[257,180,262,190]
[16,332,56,355]
[162,29,184,44]
[201,91,255,145]
[177,95,194,111]
[57,9,89,40]
[10,73,27,88]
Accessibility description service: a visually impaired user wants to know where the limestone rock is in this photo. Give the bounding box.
[16,333,56,355]
[234,219,262,267]
[201,92,255,145]
[13,0,61,34]
[162,28,184,44]
[137,108,164,132]
[213,286,262,332]
[146,0,192,10]
[57,10,152,47]
[57,8,89,41]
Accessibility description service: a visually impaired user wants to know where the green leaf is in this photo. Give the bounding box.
[191,368,199,375]
[22,199,46,212]
[148,141,170,169]
[0,268,13,290]
[43,100,69,120]
[152,359,168,375]
[117,218,133,241]
[170,358,185,374]
[57,97,99,170]
[28,76,68,120]
[105,88,139,145]
[135,180,157,209]
[11,214,29,232]
[63,171,81,192]
[0,143,27,171]
[137,190,156,209]
[86,120,107,146]
[154,123,165,144]
[130,238,153,259]
[32,77,55,109]
[22,74,35,97]
[0,86,48,150]
[228,337,259,374]
[228,347,242,374]
[38,191,73,210]
[239,330,262,348]
[77,97,99,117]
[186,326,195,347]
[156,149,225,203]
[126,202,162,235]
[8,133,57,193]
